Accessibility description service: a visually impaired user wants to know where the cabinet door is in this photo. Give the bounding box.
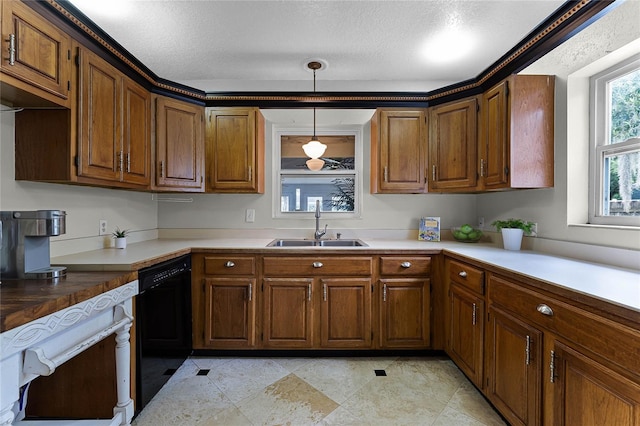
[206,108,264,193]
[486,306,542,426]
[428,97,478,191]
[320,278,372,348]
[203,278,255,348]
[155,96,204,191]
[122,78,150,186]
[480,80,509,188]
[0,0,71,105]
[78,48,121,182]
[448,284,484,387]
[552,341,640,426]
[379,278,430,348]
[263,278,313,348]
[371,109,427,193]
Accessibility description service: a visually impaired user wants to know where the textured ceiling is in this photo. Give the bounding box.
[67,0,566,93]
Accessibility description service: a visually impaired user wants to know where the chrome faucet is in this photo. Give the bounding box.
[314,200,327,241]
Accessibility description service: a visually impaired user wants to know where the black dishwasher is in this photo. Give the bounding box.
[135,254,192,414]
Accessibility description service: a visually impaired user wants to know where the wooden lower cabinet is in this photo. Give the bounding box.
[551,340,640,425]
[262,278,314,348]
[486,305,542,426]
[320,278,372,348]
[192,254,257,349]
[203,278,255,348]
[379,278,430,348]
[448,284,484,387]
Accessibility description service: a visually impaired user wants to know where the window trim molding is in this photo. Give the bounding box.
[271,125,364,219]
[588,53,640,226]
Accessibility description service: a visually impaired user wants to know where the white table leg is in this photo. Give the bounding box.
[112,304,134,426]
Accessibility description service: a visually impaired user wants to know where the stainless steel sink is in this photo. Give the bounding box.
[318,239,367,247]
[266,239,367,247]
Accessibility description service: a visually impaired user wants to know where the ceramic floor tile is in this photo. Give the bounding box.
[207,357,291,404]
[292,358,382,404]
[236,373,339,425]
[447,381,507,426]
[433,405,492,426]
[132,369,234,425]
[134,356,504,426]
[339,367,448,425]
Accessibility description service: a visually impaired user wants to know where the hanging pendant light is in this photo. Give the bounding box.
[302,61,326,171]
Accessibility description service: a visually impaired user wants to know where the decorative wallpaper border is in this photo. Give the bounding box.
[45,0,599,104]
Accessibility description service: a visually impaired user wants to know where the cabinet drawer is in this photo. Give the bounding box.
[489,274,640,377]
[263,257,373,276]
[203,256,255,275]
[448,259,484,294]
[379,256,431,276]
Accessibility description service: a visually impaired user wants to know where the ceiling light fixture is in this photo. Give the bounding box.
[302,61,326,171]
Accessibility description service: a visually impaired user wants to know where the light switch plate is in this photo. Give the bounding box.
[245,209,255,223]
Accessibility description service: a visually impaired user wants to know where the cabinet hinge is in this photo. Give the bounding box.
[504,166,509,176]
[371,285,374,293]
[74,54,80,67]
[67,50,71,60]
[73,155,79,168]
[67,81,71,91]
[505,81,510,97]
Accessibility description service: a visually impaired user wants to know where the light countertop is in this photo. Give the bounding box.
[51,238,640,314]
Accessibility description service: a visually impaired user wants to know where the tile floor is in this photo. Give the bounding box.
[132,356,507,426]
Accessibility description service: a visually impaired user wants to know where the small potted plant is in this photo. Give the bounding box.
[112,227,129,249]
[491,218,535,251]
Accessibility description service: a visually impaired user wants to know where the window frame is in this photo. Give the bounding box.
[588,54,640,227]
[272,126,364,219]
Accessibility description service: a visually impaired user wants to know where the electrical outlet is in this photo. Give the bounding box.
[99,220,108,236]
[478,217,485,229]
[245,209,255,223]
[531,223,538,237]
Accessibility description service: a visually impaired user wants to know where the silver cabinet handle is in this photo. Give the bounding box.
[248,166,252,181]
[537,304,554,316]
[383,167,388,182]
[383,284,387,302]
[126,153,131,173]
[525,335,531,365]
[550,350,556,383]
[308,283,312,301]
[432,164,436,181]
[401,261,411,268]
[458,271,468,278]
[159,160,165,177]
[225,261,235,268]
[248,283,252,301]
[312,262,323,268]
[480,159,485,177]
[323,283,327,301]
[8,34,16,66]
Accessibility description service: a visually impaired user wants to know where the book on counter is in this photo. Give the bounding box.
[419,216,440,241]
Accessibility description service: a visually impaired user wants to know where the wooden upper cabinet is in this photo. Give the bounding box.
[479,75,555,190]
[206,107,265,193]
[0,0,71,107]
[122,78,151,186]
[154,96,204,192]
[371,108,427,193]
[77,47,150,187]
[428,97,478,192]
[78,48,121,183]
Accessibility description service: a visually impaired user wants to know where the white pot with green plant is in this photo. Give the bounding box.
[112,227,129,249]
[491,219,535,251]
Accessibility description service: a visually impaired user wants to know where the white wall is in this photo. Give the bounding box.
[0,112,159,256]
[2,0,638,257]
[157,119,478,238]
[477,0,640,251]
